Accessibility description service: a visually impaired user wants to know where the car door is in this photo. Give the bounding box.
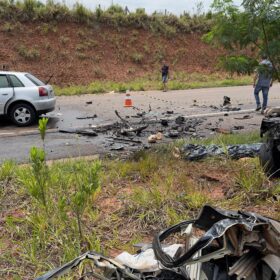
[0,74,13,115]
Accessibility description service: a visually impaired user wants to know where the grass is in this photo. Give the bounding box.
[1,132,279,279]
[16,44,40,60]
[54,72,252,96]
[0,1,213,35]
[131,52,144,64]
[184,130,261,146]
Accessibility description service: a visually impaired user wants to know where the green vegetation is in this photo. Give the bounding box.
[0,0,213,35]
[131,52,144,64]
[1,132,279,278]
[185,130,261,146]
[204,0,280,80]
[75,51,87,60]
[54,72,252,95]
[60,35,70,45]
[38,22,57,34]
[1,22,22,33]
[16,44,40,60]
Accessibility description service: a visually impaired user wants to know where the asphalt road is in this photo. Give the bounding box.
[0,84,279,163]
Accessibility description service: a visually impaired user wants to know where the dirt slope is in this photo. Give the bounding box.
[0,21,222,86]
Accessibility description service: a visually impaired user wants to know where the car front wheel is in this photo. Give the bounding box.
[10,103,36,126]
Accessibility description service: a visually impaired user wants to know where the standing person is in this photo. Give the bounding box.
[253,55,273,113]
[161,62,169,92]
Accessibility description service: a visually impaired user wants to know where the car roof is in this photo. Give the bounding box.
[0,71,28,75]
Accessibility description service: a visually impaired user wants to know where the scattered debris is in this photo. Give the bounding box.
[161,119,168,126]
[187,127,196,132]
[233,125,244,130]
[115,110,149,136]
[167,130,179,138]
[59,128,98,137]
[108,137,142,144]
[182,143,262,160]
[192,99,198,106]
[76,114,97,120]
[222,106,241,112]
[120,125,149,136]
[221,96,241,112]
[215,128,232,134]
[234,114,253,120]
[148,132,163,143]
[156,132,163,140]
[223,96,231,106]
[175,116,185,125]
[264,107,280,117]
[172,147,181,158]
[110,145,125,151]
[37,205,280,280]
[148,135,158,143]
[210,105,219,110]
[200,174,220,182]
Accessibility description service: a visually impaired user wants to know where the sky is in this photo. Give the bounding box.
[48,0,243,15]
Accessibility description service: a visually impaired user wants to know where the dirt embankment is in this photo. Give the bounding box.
[0,21,223,86]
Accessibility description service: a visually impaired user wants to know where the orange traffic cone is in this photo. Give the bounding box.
[124,93,133,107]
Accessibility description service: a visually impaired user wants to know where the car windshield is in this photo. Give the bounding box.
[25,73,45,86]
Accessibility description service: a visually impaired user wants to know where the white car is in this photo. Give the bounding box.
[0,71,56,126]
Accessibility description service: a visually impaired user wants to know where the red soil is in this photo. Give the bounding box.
[0,21,223,86]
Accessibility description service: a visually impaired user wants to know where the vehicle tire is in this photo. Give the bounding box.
[10,103,37,127]
[259,142,280,177]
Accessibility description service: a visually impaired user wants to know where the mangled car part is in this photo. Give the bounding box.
[259,116,280,177]
[153,205,280,279]
[36,205,280,280]
[221,96,241,112]
[181,143,262,160]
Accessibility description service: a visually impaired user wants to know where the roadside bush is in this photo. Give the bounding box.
[93,67,106,79]
[22,0,40,19]
[2,22,15,32]
[72,3,92,23]
[0,161,15,182]
[106,4,125,15]
[38,23,57,34]
[37,0,70,22]
[0,1,213,35]
[154,49,166,63]
[17,45,40,60]
[75,51,87,60]
[60,35,70,45]
[131,52,144,64]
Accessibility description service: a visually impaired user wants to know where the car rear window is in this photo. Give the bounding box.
[25,74,45,86]
[9,75,24,87]
[0,75,10,88]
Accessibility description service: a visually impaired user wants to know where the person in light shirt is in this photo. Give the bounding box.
[253,54,273,114]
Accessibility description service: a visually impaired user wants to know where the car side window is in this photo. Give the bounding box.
[8,75,24,87]
[0,75,10,88]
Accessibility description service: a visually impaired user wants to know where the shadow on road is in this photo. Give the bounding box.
[0,116,60,131]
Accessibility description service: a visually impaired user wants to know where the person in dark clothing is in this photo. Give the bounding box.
[161,62,169,92]
[253,55,273,114]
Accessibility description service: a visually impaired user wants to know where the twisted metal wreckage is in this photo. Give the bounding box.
[37,205,280,280]
[38,111,280,279]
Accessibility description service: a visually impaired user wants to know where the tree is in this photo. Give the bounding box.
[204,0,280,81]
